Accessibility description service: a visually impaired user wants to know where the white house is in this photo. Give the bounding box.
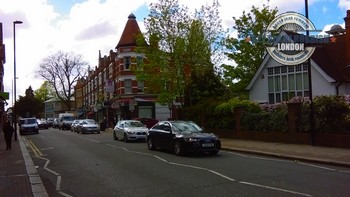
[246,10,350,104]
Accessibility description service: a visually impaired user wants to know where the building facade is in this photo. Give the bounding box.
[246,10,350,104]
[44,98,75,119]
[75,14,170,127]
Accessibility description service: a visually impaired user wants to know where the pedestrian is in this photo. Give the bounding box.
[3,120,14,150]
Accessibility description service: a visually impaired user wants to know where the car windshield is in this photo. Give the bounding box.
[26,119,37,124]
[125,121,144,128]
[83,120,96,124]
[63,116,75,121]
[172,122,203,133]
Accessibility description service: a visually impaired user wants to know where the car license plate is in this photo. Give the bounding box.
[202,143,214,147]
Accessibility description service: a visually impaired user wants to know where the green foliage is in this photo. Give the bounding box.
[214,97,261,115]
[208,97,261,129]
[241,103,288,132]
[15,86,44,118]
[180,95,350,133]
[182,98,227,128]
[184,69,228,107]
[34,81,56,102]
[135,0,226,106]
[221,5,278,93]
[313,95,350,132]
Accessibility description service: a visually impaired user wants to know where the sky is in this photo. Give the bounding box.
[0,0,349,109]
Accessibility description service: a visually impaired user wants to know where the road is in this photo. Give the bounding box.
[24,128,350,197]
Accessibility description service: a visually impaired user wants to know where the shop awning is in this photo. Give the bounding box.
[135,97,156,102]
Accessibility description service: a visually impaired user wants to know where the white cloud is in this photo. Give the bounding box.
[0,0,343,109]
[338,0,350,10]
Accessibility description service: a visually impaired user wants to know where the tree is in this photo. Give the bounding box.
[36,51,88,110]
[221,4,278,93]
[34,81,56,103]
[15,86,43,118]
[136,0,226,106]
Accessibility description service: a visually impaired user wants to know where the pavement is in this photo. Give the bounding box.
[1,129,350,197]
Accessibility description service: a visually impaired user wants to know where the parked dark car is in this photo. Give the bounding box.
[37,119,49,129]
[133,117,158,129]
[146,120,221,156]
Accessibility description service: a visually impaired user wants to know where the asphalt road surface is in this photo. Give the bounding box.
[24,128,350,197]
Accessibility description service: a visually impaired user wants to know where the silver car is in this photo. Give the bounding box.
[76,119,100,134]
[71,119,81,132]
[113,120,148,142]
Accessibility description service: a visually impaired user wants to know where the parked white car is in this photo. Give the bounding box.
[113,120,148,142]
[19,117,39,135]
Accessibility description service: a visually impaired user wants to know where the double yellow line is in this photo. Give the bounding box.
[28,140,43,156]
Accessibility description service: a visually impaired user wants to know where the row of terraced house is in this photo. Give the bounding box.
[72,13,172,127]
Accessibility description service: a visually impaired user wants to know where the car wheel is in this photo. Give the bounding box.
[147,137,155,150]
[174,140,184,156]
[124,133,128,142]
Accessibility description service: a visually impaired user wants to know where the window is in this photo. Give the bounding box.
[137,81,144,93]
[136,56,143,69]
[267,63,309,104]
[124,79,132,94]
[124,56,131,70]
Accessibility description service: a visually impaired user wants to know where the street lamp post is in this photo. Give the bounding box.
[13,20,23,141]
[304,0,316,146]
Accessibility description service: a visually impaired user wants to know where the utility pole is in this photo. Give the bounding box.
[305,0,316,146]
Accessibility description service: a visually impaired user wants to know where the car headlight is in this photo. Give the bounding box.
[126,131,135,134]
[184,138,199,142]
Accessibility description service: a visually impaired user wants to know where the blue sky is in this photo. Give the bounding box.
[45,0,349,32]
[0,0,349,107]
[307,0,348,31]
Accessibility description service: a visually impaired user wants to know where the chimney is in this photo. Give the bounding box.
[345,10,350,67]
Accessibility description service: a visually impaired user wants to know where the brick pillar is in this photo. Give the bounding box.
[234,106,246,133]
[287,103,302,132]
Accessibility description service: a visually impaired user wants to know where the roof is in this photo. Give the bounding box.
[311,34,350,82]
[246,30,350,90]
[115,13,142,49]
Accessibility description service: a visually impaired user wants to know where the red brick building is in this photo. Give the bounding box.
[75,14,170,127]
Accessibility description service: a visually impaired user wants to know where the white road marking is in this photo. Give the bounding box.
[105,144,310,195]
[225,150,346,173]
[89,139,101,143]
[56,176,61,191]
[225,151,288,162]
[338,170,350,173]
[58,191,73,197]
[40,147,54,151]
[34,156,73,196]
[239,181,312,196]
[299,162,336,171]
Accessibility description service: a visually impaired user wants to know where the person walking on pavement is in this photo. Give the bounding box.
[3,120,14,150]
